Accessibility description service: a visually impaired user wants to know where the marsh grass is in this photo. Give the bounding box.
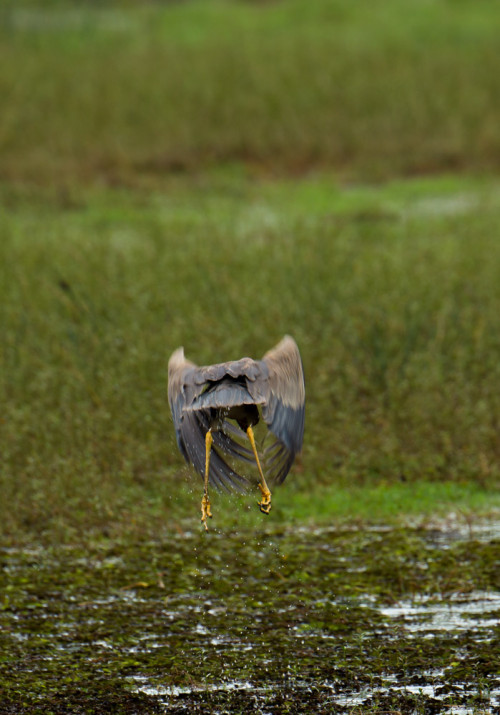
[1,173,500,541]
[1,0,500,186]
[1,0,500,541]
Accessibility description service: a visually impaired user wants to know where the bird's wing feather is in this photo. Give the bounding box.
[257,335,305,483]
[167,347,199,460]
[264,438,296,485]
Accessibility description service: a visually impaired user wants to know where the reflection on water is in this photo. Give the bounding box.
[380,591,500,634]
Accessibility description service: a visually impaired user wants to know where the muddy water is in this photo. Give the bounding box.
[1,521,499,713]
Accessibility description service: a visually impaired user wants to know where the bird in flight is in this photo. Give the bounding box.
[168,336,305,529]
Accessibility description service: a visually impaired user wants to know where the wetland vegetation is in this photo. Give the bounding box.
[1,0,500,712]
[1,522,500,713]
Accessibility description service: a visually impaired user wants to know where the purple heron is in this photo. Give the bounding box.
[168,336,305,529]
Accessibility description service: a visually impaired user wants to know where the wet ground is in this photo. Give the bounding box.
[1,520,499,714]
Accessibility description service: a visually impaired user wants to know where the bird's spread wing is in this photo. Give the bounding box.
[168,348,256,491]
[257,335,305,484]
[168,347,197,463]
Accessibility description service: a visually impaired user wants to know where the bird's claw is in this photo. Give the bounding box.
[201,495,212,531]
[258,487,272,515]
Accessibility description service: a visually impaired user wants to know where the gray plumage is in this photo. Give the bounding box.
[168,336,305,491]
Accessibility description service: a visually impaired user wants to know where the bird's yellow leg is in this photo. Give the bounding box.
[246,426,272,514]
[201,429,213,530]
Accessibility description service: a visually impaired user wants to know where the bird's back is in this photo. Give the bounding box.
[188,376,264,413]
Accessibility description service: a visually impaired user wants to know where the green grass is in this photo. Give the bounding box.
[1,0,500,187]
[1,172,500,542]
[1,1,500,543]
[211,479,500,533]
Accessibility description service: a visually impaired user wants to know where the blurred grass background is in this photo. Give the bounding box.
[1,0,500,542]
[1,0,500,186]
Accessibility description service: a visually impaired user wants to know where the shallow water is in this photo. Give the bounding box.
[1,521,499,713]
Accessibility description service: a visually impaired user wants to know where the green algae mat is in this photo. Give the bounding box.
[1,522,499,713]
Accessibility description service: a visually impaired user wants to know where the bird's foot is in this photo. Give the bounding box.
[201,494,212,531]
[258,485,272,515]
